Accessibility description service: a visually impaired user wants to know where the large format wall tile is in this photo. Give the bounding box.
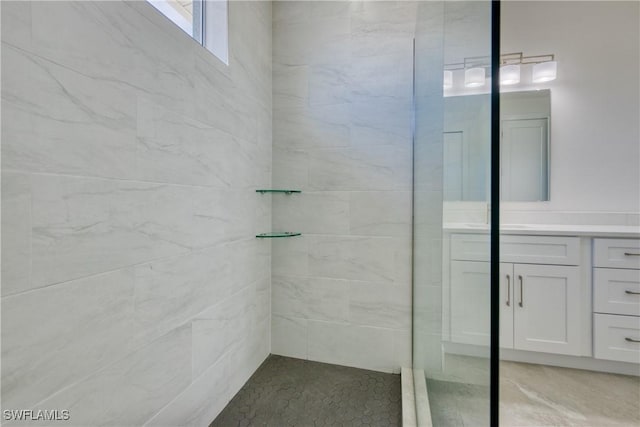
[191,286,254,379]
[349,191,412,237]
[1,269,136,411]
[271,314,308,359]
[135,98,237,188]
[308,145,411,191]
[1,43,137,180]
[272,275,309,319]
[0,1,31,49]
[272,236,308,277]
[273,64,309,109]
[350,1,417,59]
[133,246,234,346]
[349,281,411,329]
[273,15,350,66]
[272,275,349,322]
[348,52,412,103]
[308,62,352,107]
[349,99,412,146]
[307,320,397,373]
[28,176,259,291]
[1,173,31,296]
[273,191,349,234]
[31,326,192,427]
[224,316,271,396]
[272,147,309,190]
[30,175,192,288]
[144,353,232,427]
[308,235,396,283]
[273,104,351,150]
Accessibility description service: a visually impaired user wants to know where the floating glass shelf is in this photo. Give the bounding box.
[256,232,302,239]
[256,189,301,194]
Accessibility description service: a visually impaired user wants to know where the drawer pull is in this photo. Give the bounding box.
[625,337,640,343]
[624,252,640,257]
[625,290,640,295]
[506,274,511,306]
[518,275,524,308]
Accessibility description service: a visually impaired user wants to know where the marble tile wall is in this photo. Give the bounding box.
[271,1,417,373]
[1,1,271,425]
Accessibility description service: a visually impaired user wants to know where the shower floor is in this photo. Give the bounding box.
[209,355,402,427]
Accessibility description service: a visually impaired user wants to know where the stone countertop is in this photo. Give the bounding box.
[443,223,640,238]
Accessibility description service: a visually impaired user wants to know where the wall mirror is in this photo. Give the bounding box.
[443,90,551,202]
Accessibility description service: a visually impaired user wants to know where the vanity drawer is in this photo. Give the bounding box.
[593,238,640,269]
[451,234,580,265]
[594,268,640,316]
[594,313,640,364]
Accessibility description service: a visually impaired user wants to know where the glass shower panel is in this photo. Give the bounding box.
[413,1,493,425]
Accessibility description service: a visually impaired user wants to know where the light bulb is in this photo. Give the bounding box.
[532,61,557,83]
[500,64,520,85]
[464,67,485,88]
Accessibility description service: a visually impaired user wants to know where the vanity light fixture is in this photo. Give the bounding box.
[444,52,557,89]
[443,70,453,89]
[500,64,520,85]
[532,60,557,83]
[465,67,485,88]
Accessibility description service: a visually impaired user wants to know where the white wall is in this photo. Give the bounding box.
[270,1,416,373]
[500,1,640,224]
[1,1,272,425]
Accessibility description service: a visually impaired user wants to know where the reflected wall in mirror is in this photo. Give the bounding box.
[444,94,490,201]
[443,90,551,202]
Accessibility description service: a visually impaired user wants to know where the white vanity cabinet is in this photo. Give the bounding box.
[449,234,583,355]
[445,227,640,374]
[593,238,640,364]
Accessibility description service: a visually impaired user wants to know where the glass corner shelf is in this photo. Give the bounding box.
[256,232,302,239]
[256,189,301,194]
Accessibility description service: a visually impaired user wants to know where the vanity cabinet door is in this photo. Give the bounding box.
[513,264,581,355]
[450,261,514,348]
[450,261,491,346]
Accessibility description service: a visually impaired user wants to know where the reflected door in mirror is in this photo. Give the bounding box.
[501,118,549,201]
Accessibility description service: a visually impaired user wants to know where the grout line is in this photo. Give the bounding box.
[1,236,259,299]
[1,168,266,191]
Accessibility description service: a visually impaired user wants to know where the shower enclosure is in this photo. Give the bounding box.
[412,1,496,424]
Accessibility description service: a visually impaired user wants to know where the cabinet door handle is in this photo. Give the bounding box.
[624,252,640,256]
[625,290,640,295]
[506,274,511,306]
[518,275,524,307]
[625,337,640,343]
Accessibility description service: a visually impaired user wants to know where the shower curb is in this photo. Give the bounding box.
[413,369,432,426]
[401,368,417,426]
[401,368,433,427]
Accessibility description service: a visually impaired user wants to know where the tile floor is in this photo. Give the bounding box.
[427,360,640,426]
[209,355,402,427]
[500,361,640,426]
[427,379,489,426]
